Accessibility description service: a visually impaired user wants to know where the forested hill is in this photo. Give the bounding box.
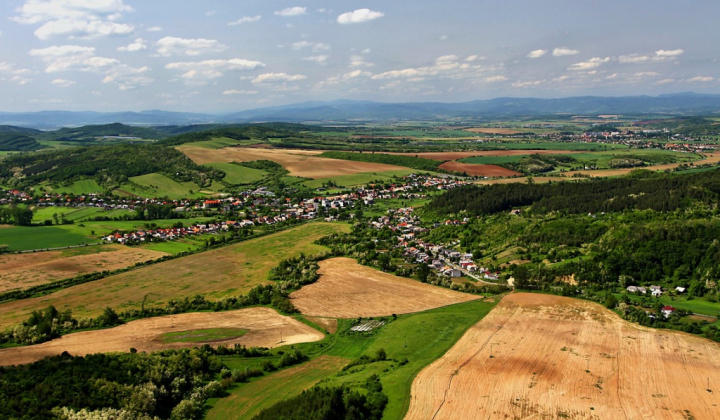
[0,144,223,189]
[428,169,720,215]
[0,134,42,151]
[158,123,316,146]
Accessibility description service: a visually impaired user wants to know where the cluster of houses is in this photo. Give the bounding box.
[370,207,502,282]
[102,221,248,244]
[626,285,686,297]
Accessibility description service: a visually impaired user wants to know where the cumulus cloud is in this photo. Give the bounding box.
[686,76,714,83]
[156,36,228,57]
[118,37,147,52]
[0,62,32,85]
[656,49,684,57]
[228,15,261,25]
[252,72,307,83]
[349,55,374,68]
[222,89,258,95]
[552,47,579,57]
[147,26,162,32]
[303,55,329,64]
[568,57,609,71]
[337,9,384,24]
[371,55,499,87]
[51,78,75,87]
[485,75,508,83]
[292,41,330,52]
[527,49,547,59]
[619,54,650,64]
[165,58,265,85]
[274,7,306,17]
[13,0,135,39]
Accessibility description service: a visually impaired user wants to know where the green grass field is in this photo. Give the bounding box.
[31,206,133,224]
[206,298,497,420]
[52,179,104,195]
[620,293,720,317]
[185,137,257,149]
[117,173,214,199]
[206,162,266,185]
[160,328,248,344]
[0,226,94,251]
[303,169,419,189]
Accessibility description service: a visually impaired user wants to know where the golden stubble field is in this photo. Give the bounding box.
[179,146,407,178]
[290,257,478,318]
[0,222,349,329]
[0,307,323,366]
[405,293,720,420]
[0,245,168,293]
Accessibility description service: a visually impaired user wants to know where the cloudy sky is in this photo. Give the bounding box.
[0,0,718,112]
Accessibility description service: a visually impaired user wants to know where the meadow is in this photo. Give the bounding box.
[205,162,267,185]
[119,173,216,199]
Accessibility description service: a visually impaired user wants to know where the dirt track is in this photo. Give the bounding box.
[405,293,720,420]
[290,257,478,318]
[0,245,167,293]
[179,146,406,178]
[0,307,324,366]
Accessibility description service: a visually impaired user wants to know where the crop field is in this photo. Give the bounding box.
[119,172,213,199]
[0,307,324,366]
[52,179,104,195]
[0,245,168,293]
[390,149,579,162]
[405,293,720,420]
[0,226,93,251]
[566,151,720,177]
[290,257,479,318]
[179,145,408,179]
[205,162,266,185]
[0,222,349,328]
[31,206,133,224]
[439,161,522,177]
[465,128,524,135]
[302,169,418,189]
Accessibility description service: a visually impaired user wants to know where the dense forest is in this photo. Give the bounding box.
[0,133,42,151]
[158,123,311,146]
[427,169,720,215]
[0,144,224,189]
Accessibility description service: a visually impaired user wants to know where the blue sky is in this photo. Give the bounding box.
[0,0,718,112]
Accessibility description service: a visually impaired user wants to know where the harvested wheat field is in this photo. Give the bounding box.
[0,307,323,366]
[405,293,720,420]
[390,150,578,161]
[179,146,406,178]
[465,128,524,135]
[290,257,478,318]
[439,161,522,177]
[0,245,167,293]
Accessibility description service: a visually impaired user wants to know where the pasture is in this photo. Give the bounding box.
[405,293,720,420]
[0,226,92,251]
[290,257,479,318]
[205,162,266,185]
[120,173,214,199]
[0,307,323,366]
[52,179,104,195]
[302,169,418,189]
[0,222,350,328]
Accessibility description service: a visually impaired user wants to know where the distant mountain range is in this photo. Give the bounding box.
[2,93,720,129]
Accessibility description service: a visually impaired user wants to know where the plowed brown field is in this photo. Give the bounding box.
[0,307,323,366]
[439,162,522,177]
[290,257,478,318]
[0,245,167,293]
[405,293,720,420]
[179,146,406,178]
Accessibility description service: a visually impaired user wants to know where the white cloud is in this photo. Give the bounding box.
[485,75,508,83]
[252,72,307,83]
[465,55,482,62]
[292,41,330,52]
[0,62,32,85]
[553,47,579,57]
[274,7,306,17]
[686,76,714,83]
[102,65,152,90]
[371,55,499,86]
[13,0,135,39]
[29,44,95,58]
[349,55,374,68]
[223,89,258,95]
[166,59,266,85]
[656,49,684,57]
[619,54,650,64]
[634,72,659,77]
[527,49,547,59]
[303,55,329,64]
[156,36,228,57]
[656,78,675,85]
[568,57,609,71]
[147,26,162,32]
[118,37,146,52]
[337,9,384,24]
[228,15,261,25]
[51,78,75,87]
[512,80,543,88]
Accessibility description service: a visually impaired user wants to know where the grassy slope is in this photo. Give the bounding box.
[302,169,419,189]
[0,226,93,251]
[119,173,211,199]
[205,162,266,185]
[52,179,104,195]
[205,299,497,420]
[0,222,350,327]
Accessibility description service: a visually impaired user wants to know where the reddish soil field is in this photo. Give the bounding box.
[0,307,323,366]
[439,161,522,177]
[290,257,478,318]
[406,293,720,420]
